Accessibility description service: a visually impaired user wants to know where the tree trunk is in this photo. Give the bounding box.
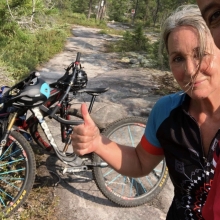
[132,0,139,24]
[6,0,14,20]
[88,0,93,19]
[143,0,149,22]
[152,0,160,26]
[31,0,36,22]
[96,0,102,20]
[100,0,106,20]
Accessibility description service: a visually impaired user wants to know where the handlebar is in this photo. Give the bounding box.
[75,52,81,63]
[40,105,83,125]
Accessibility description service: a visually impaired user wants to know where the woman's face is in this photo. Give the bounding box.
[168,26,220,100]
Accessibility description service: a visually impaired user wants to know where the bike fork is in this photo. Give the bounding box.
[0,112,17,155]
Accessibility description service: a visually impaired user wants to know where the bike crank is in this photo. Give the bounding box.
[62,166,88,174]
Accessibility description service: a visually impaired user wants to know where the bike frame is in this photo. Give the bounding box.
[14,85,108,165]
[13,86,79,148]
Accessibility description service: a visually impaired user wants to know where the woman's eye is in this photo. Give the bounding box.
[209,10,220,25]
[202,52,209,57]
[173,57,183,63]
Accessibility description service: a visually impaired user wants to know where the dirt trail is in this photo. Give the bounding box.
[26,25,174,220]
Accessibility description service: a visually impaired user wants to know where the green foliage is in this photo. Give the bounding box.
[62,12,107,28]
[98,29,108,35]
[108,0,130,22]
[147,40,170,70]
[0,24,68,79]
[107,0,197,26]
[98,28,125,36]
[105,23,170,70]
[0,0,197,81]
[109,25,150,52]
[71,0,90,14]
[71,13,87,20]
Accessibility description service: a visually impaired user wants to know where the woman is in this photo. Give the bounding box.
[71,5,220,220]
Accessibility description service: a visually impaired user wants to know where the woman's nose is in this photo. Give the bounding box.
[184,58,199,75]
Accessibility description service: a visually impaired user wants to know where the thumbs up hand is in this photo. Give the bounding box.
[71,103,101,156]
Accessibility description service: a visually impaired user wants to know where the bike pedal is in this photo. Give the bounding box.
[62,166,88,174]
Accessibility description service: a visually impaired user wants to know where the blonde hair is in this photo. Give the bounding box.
[160,4,212,59]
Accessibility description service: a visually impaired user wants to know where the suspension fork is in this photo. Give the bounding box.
[0,112,18,155]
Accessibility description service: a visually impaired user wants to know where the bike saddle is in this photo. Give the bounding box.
[77,87,109,95]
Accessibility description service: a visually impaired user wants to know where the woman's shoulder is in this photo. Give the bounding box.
[150,92,186,117]
[155,92,185,109]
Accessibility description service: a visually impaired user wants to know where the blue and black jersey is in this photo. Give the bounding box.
[141,92,218,220]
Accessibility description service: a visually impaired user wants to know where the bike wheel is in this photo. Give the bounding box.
[92,116,169,207]
[0,131,36,217]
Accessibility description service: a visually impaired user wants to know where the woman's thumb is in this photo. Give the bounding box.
[81,103,94,126]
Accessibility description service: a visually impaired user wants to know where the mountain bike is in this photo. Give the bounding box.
[25,52,168,207]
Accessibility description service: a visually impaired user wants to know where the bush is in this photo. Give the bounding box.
[148,41,170,70]
[109,24,151,52]
[0,26,68,79]
[71,13,87,20]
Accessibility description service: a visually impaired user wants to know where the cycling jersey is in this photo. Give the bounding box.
[202,144,220,219]
[141,92,218,220]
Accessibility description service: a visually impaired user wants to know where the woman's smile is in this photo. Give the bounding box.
[193,78,207,86]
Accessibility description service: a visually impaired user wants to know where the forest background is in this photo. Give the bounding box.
[1,0,196,83]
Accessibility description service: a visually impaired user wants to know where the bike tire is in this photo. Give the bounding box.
[92,116,169,207]
[0,131,36,217]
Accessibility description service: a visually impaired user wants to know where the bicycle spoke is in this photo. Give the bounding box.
[0,196,6,207]
[0,146,11,160]
[121,176,126,195]
[0,134,28,214]
[106,174,122,186]
[0,178,21,191]
[129,178,134,197]
[145,176,154,187]
[93,117,168,206]
[103,168,115,178]
[0,188,14,200]
[0,177,24,181]
[127,126,135,147]
[0,144,22,162]
[0,158,25,168]
[0,168,25,175]
[136,178,147,194]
